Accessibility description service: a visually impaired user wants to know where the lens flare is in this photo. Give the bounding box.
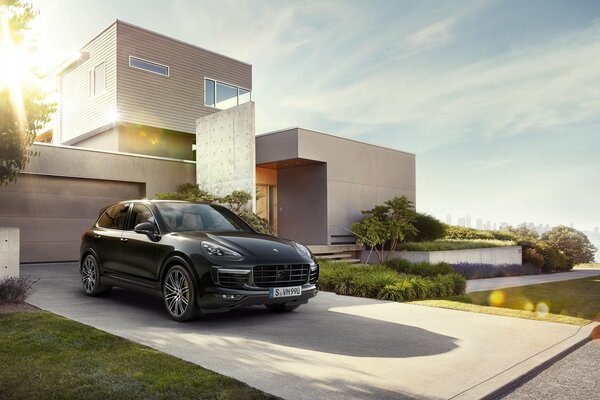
[535,302,549,315]
[489,290,505,306]
[523,301,534,312]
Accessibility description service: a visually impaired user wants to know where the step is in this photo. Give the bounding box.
[329,258,361,264]
[315,253,353,260]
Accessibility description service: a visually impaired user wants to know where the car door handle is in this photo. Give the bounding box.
[120,238,128,242]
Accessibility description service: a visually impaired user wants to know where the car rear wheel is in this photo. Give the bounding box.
[81,254,112,296]
[265,303,300,312]
[163,265,198,322]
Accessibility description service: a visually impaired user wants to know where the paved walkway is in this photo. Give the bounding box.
[22,263,597,400]
[466,269,600,293]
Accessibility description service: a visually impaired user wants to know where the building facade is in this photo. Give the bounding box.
[55,20,252,160]
[1,20,416,262]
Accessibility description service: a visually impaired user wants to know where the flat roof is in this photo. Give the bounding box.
[55,19,252,75]
[256,127,416,156]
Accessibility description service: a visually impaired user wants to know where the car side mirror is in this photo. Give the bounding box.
[134,222,160,241]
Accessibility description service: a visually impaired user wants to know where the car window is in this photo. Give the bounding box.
[97,204,129,230]
[155,203,253,233]
[127,204,156,231]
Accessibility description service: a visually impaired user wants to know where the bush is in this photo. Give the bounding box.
[451,263,541,279]
[384,258,454,277]
[542,225,597,265]
[523,248,544,268]
[409,213,446,241]
[237,210,273,235]
[318,260,466,301]
[539,244,571,271]
[0,276,38,304]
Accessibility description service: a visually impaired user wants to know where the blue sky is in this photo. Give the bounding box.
[30,0,600,230]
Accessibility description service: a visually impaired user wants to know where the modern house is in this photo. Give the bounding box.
[1,20,415,263]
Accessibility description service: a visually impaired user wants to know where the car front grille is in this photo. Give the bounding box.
[309,265,319,284]
[216,269,248,289]
[252,264,310,288]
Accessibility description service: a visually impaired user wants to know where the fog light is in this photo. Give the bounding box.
[216,294,243,300]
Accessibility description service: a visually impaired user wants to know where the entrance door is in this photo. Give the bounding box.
[256,185,277,234]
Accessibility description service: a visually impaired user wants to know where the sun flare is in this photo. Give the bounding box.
[0,14,30,127]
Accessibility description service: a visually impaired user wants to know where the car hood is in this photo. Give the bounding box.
[178,231,309,262]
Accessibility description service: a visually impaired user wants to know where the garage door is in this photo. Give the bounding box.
[0,173,144,263]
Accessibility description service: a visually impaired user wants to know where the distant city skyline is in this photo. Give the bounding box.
[442,212,599,237]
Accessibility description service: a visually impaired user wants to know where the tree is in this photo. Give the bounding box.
[0,1,55,185]
[541,225,597,265]
[352,196,417,262]
[220,190,252,212]
[502,223,539,239]
[155,183,216,202]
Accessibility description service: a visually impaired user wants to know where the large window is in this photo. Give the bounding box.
[89,62,106,97]
[204,78,251,109]
[97,204,129,230]
[129,56,169,76]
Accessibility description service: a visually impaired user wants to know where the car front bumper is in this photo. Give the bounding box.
[196,283,318,312]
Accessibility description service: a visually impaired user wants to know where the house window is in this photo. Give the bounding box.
[205,78,251,109]
[90,62,106,97]
[129,56,169,76]
[205,79,215,107]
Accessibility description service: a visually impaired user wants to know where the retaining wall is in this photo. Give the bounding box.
[361,246,522,266]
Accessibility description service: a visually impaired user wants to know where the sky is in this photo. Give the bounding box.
[27,0,600,231]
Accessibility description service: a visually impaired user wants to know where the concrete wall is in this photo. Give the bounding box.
[361,246,523,266]
[0,143,195,262]
[196,102,255,208]
[277,163,328,245]
[256,128,416,245]
[0,228,19,278]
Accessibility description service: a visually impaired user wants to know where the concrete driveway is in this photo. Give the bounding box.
[22,263,596,400]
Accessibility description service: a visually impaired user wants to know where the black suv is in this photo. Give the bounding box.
[80,200,319,321]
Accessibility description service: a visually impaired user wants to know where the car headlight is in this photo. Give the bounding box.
[201,241,243,261]
[291,241,312,258]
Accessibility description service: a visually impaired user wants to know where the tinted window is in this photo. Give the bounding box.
[215,82,238,109]
[129,56,169,76]
[155,203,252,233]
[127,204,156,231]
[97,204,129,230]
[205,79,215,107]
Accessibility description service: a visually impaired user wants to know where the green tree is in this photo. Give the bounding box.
[541,225,597,265]
[352,196,417,262]
[502,223,539,239]
[220,190,252,212]
[0,0,55,185]
[155,183,216,202]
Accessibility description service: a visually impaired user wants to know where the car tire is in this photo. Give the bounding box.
[163,265,199,322]
[265,303,300,312]
[81,254,112,296]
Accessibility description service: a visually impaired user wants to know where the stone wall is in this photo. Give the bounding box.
[361,246,522,266]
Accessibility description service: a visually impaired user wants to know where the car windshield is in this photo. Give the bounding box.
[155,203,253,233]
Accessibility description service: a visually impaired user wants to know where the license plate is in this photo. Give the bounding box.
[269,286,302,298]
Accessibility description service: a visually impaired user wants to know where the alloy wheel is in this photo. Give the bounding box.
[164,269,190,317]
[82,256,97,293]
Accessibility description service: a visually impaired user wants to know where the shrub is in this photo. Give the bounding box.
[409,213,446,241]
[237,210,273,235]
[318,260,466,301]
[0,276,38,304]
[539,244,571,272]
[451,263,541,279]
[155,183,216,202]
[384,258,454,277]
[523,248,544,268]
[443,225,496,240]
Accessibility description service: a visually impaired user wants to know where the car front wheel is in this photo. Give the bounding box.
[81,254,112,296]
[163,265,198,322]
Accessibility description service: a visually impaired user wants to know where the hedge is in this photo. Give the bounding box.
[451,263,541,280]
[318,261,466,301]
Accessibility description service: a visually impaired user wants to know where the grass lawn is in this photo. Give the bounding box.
[397,239,515,251]
[413,276,600,326]
[0,311,276,400]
